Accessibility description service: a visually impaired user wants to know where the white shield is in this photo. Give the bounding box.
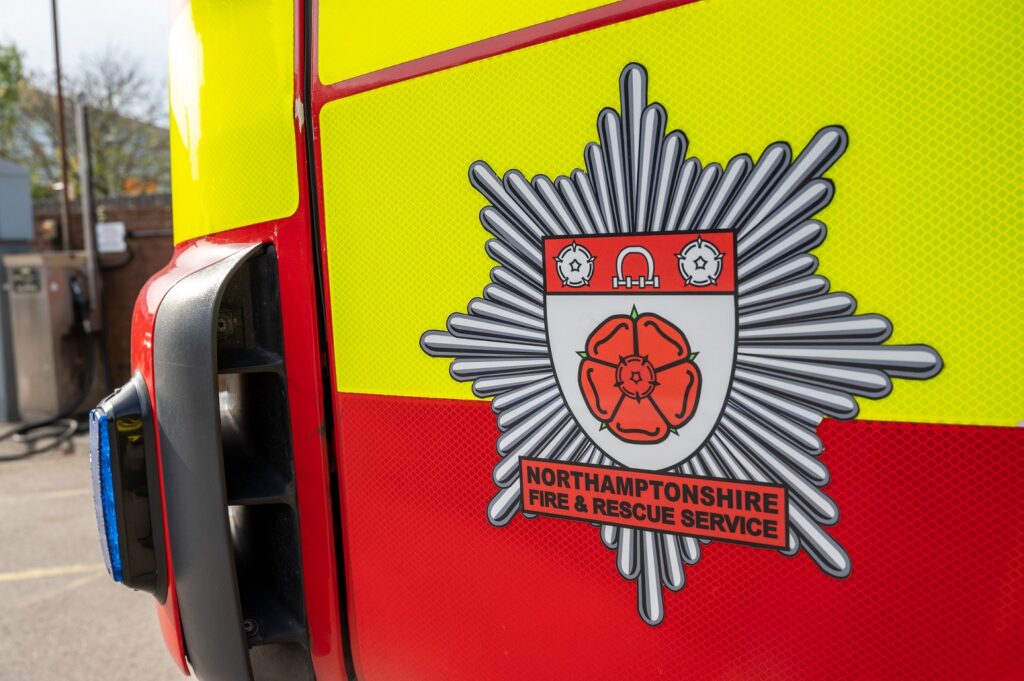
[544,232,736,471]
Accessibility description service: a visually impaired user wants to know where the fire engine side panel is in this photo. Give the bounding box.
[317,0,1021,428]
[313,1,1022,680]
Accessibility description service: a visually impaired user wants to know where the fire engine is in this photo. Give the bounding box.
[88,1,1022,679]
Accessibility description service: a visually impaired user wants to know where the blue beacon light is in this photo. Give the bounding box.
[89,408,123,582]
[88,376,165,597]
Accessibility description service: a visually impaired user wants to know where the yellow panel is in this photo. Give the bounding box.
[169,0,297,243]
[317,0,615,85]
[320,0,1022,427]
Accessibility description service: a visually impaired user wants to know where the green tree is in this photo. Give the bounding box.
[0,43,25,158]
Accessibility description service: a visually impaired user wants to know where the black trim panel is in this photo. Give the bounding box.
[154,244,263,681]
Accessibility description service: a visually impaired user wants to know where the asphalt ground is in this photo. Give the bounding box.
[0,434,182,680]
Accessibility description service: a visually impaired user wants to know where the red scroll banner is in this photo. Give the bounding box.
[521,459,787,549]
[543,232,736,294]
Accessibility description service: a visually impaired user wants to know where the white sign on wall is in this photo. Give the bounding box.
[96,221,127,253]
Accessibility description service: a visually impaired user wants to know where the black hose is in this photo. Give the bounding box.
[0,331,100,463]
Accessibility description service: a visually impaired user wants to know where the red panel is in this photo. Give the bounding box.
[131,258,190,675]
[544,232,736,294]
[335,392,1023,680]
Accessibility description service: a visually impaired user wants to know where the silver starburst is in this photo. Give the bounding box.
[421,63,942,625]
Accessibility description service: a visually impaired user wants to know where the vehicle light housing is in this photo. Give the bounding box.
[87,375,166,598]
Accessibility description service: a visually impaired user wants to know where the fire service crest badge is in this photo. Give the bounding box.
[421,64,942,625]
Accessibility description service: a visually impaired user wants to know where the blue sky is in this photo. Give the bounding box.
[0,0,168,90]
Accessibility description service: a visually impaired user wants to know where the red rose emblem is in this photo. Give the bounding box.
[578,308,700,444]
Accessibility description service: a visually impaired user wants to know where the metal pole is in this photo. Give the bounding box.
[74,95,101,330]
[50,0,72,252]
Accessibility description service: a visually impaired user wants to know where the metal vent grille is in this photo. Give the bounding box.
[217,246,314,681]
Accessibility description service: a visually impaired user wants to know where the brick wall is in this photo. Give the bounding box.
[32,194,174,386]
